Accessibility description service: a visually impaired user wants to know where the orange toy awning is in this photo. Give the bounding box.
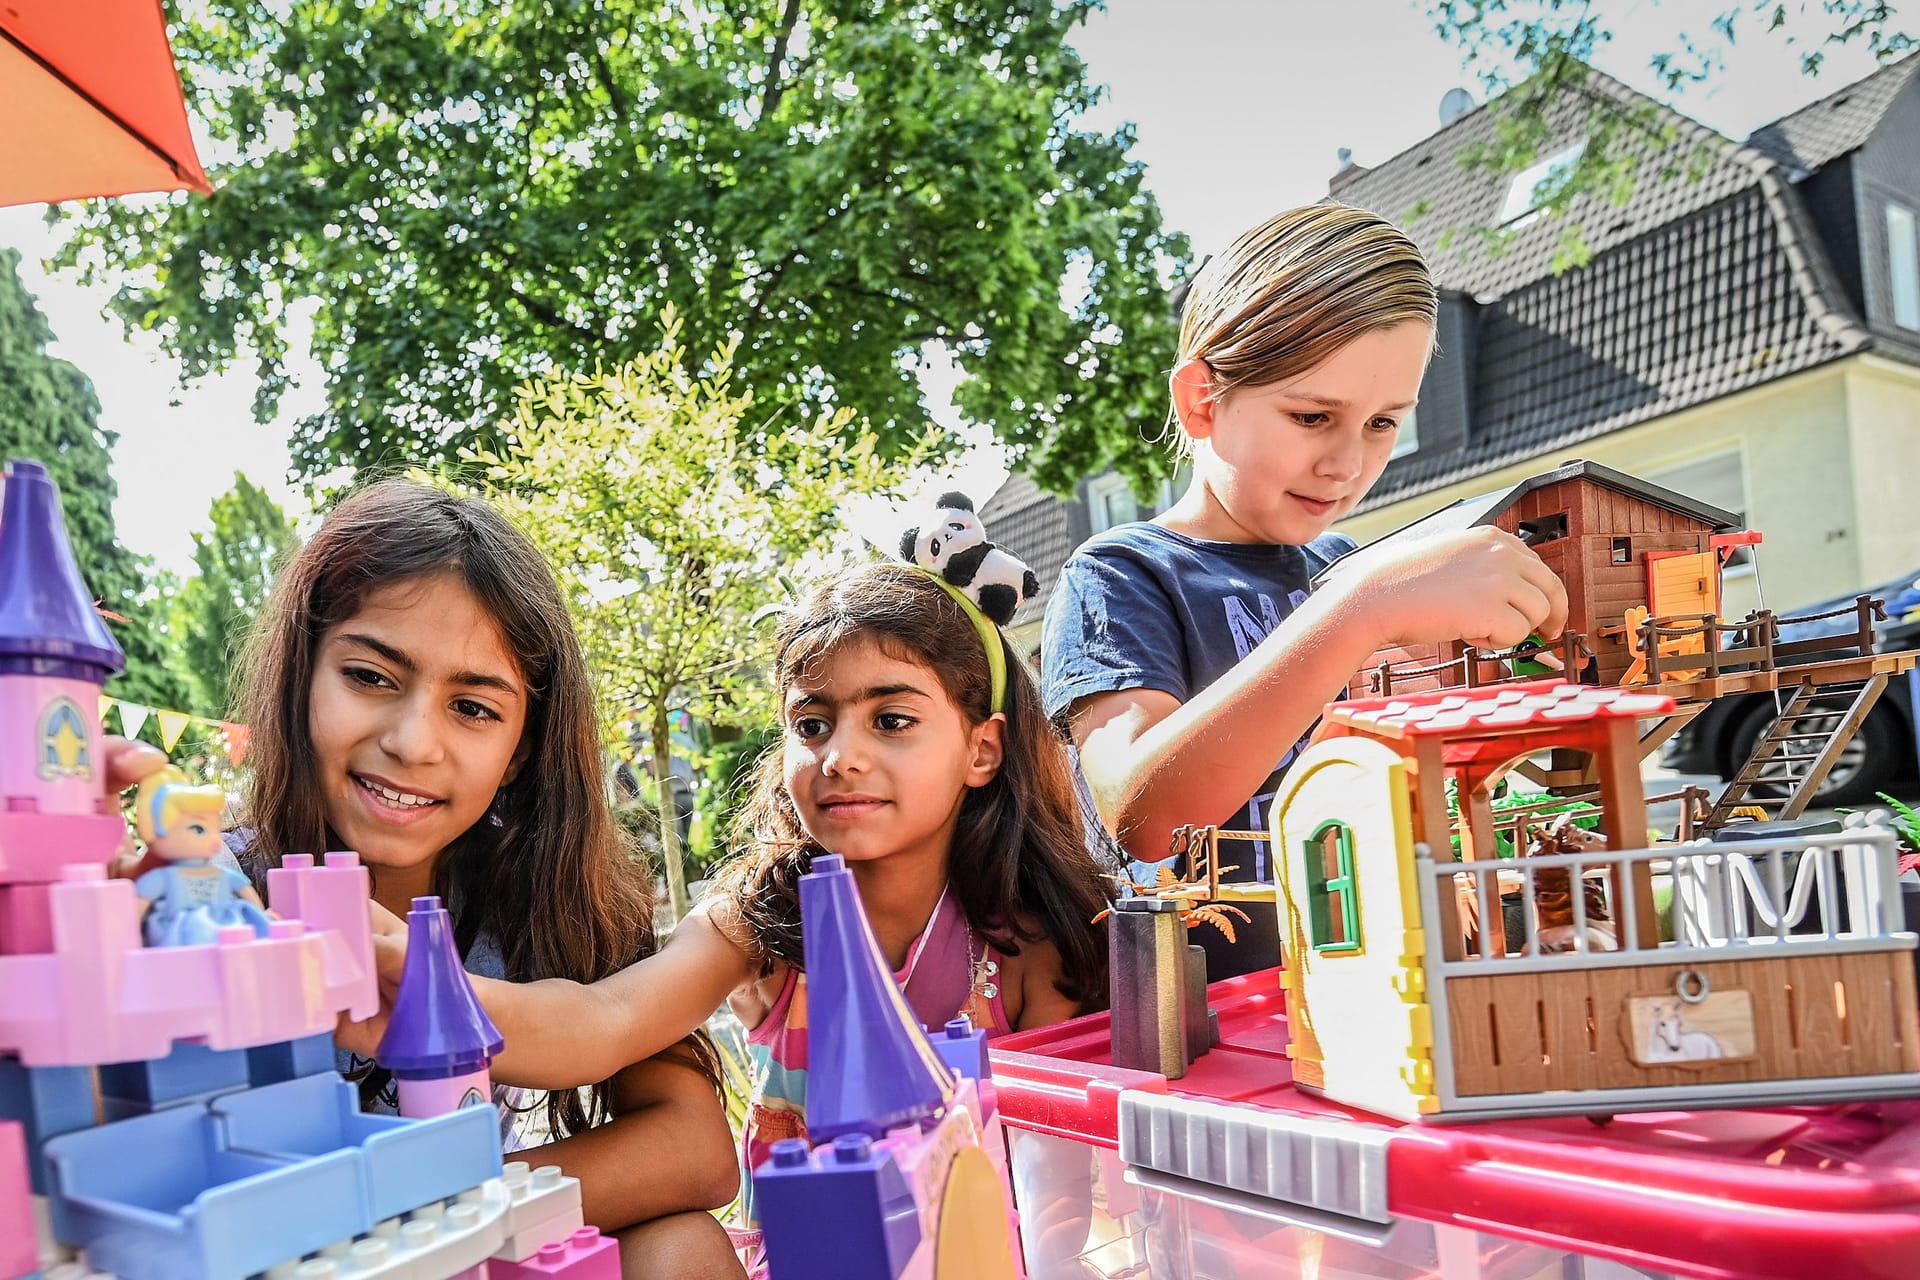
[0,0,212,207]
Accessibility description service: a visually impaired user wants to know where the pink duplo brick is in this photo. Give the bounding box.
[489,1226,620,1279]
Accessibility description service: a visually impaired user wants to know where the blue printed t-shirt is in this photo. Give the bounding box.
[1041,521,1356,980]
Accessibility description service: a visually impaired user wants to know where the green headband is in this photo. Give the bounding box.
[920,571,1007,715]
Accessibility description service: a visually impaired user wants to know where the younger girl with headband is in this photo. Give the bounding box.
[367,552,1114,1263]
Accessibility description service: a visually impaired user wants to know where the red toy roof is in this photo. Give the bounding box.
[1323,679,1676,740]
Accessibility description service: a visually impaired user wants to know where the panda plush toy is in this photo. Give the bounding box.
[898,492,1039,626]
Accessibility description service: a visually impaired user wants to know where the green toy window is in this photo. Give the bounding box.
[1305,820,1361,954]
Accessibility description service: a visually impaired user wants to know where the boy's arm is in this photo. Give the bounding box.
[518,1044,741,1228]
[1075,527,1566,863]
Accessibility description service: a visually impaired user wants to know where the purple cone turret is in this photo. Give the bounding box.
[799,854,954,1144]
[376,895,504,1117]
[0,460,128,883]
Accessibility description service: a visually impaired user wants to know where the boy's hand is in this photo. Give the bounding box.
[103,737,169,879]
[1342,527,1569,652]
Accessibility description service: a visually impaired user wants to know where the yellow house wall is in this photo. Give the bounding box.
[1338,357,1920,615]
[1272,736,1432,1121]
[1846,356,1920,589]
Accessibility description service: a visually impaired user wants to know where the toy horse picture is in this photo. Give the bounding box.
[1522,813,1618,953]
[1640,998,1729,1063]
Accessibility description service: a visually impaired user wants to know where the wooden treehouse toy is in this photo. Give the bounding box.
[1269,678,1920,1121]
[1319,459,1918,832]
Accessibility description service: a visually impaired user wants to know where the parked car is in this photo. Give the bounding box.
[1659,569,1920,806]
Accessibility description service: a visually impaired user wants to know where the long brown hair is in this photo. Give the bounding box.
[714,564,1111,1014]
[235,478,707,1134]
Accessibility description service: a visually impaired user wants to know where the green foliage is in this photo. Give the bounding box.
[0,249,194,712]
[697,725,778,859]
[459,310,922,918]
[1425,2,1913,254]
[1444,777,1601,859]
[170,474,299,715]
[1874,792,1920,852]
[61,0,1189,498]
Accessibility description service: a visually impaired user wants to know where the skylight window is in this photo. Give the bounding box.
[1497,141,1587,225]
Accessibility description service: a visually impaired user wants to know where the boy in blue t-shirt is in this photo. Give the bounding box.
[1042,204,1567,981]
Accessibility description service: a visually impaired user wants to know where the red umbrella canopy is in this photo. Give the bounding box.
[0,0,212,206]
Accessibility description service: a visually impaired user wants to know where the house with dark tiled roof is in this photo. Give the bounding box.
[988,54,1920,642]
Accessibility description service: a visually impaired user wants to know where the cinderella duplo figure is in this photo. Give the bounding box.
[132,765,273,947]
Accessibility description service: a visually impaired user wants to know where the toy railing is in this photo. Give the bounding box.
[1635,595,1885,684]
[1417,813,1908,976]
[1368,631,1594,696]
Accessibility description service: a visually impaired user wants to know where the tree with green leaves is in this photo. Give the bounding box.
[63,0,1188,496]
[1425,1,1913,238]
[0,248,195,713]
[466,311,922,919]
[171,474,299,715]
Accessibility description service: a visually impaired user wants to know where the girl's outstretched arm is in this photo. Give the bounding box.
[483,904,756,1089]
[350,901,757,1091]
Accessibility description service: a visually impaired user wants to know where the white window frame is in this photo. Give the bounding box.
[1888,202,1920,331]
[1086,472,1139,534]
[1498,141,1587,226]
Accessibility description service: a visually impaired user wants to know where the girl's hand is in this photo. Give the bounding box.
[103,737,169,879]
[1336,526,1569,653]
[370,899,408,989]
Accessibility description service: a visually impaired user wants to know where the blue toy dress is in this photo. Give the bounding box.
[135,861,273,947]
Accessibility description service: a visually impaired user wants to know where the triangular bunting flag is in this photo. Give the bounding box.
[223,722,252,767]
[99,695,114,728]
[156,710,191,752]
[118,703,152,742]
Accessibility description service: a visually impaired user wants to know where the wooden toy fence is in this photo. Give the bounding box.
[1412,820,1920,1116]
[1630,595,1886,684]
[1365,595,1886,695]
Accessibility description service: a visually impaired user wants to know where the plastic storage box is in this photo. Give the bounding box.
[991,969,1920,1280]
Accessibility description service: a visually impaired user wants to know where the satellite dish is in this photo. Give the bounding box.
[1439,87,1476,127]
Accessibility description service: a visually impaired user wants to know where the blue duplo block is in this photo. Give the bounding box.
[0,1058,95,1193]
[933,1018,990,1083]
[99,1042,250,1113]
[245,1033,337,1088]
[754,1135,922,1280]
[45,1099,368,1280]
[214,1073,502,1222]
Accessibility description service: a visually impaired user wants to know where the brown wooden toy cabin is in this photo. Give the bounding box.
[1317,460,1917,829]
[1317,459,1754,692]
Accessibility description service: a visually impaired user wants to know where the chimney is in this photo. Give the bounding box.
[1330,146,1371,193]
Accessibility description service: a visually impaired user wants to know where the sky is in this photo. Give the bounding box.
[0,0,1902,574]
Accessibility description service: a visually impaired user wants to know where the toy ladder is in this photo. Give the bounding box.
[1700,674,1889,830]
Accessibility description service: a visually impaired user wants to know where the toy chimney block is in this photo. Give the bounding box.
[797,853,954,1144]
[1109,896,1192,1078]
[0,459,128,889]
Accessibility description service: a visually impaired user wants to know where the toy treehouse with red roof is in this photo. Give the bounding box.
[1270,678,1919,1121]
[1318,459,1918,831]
